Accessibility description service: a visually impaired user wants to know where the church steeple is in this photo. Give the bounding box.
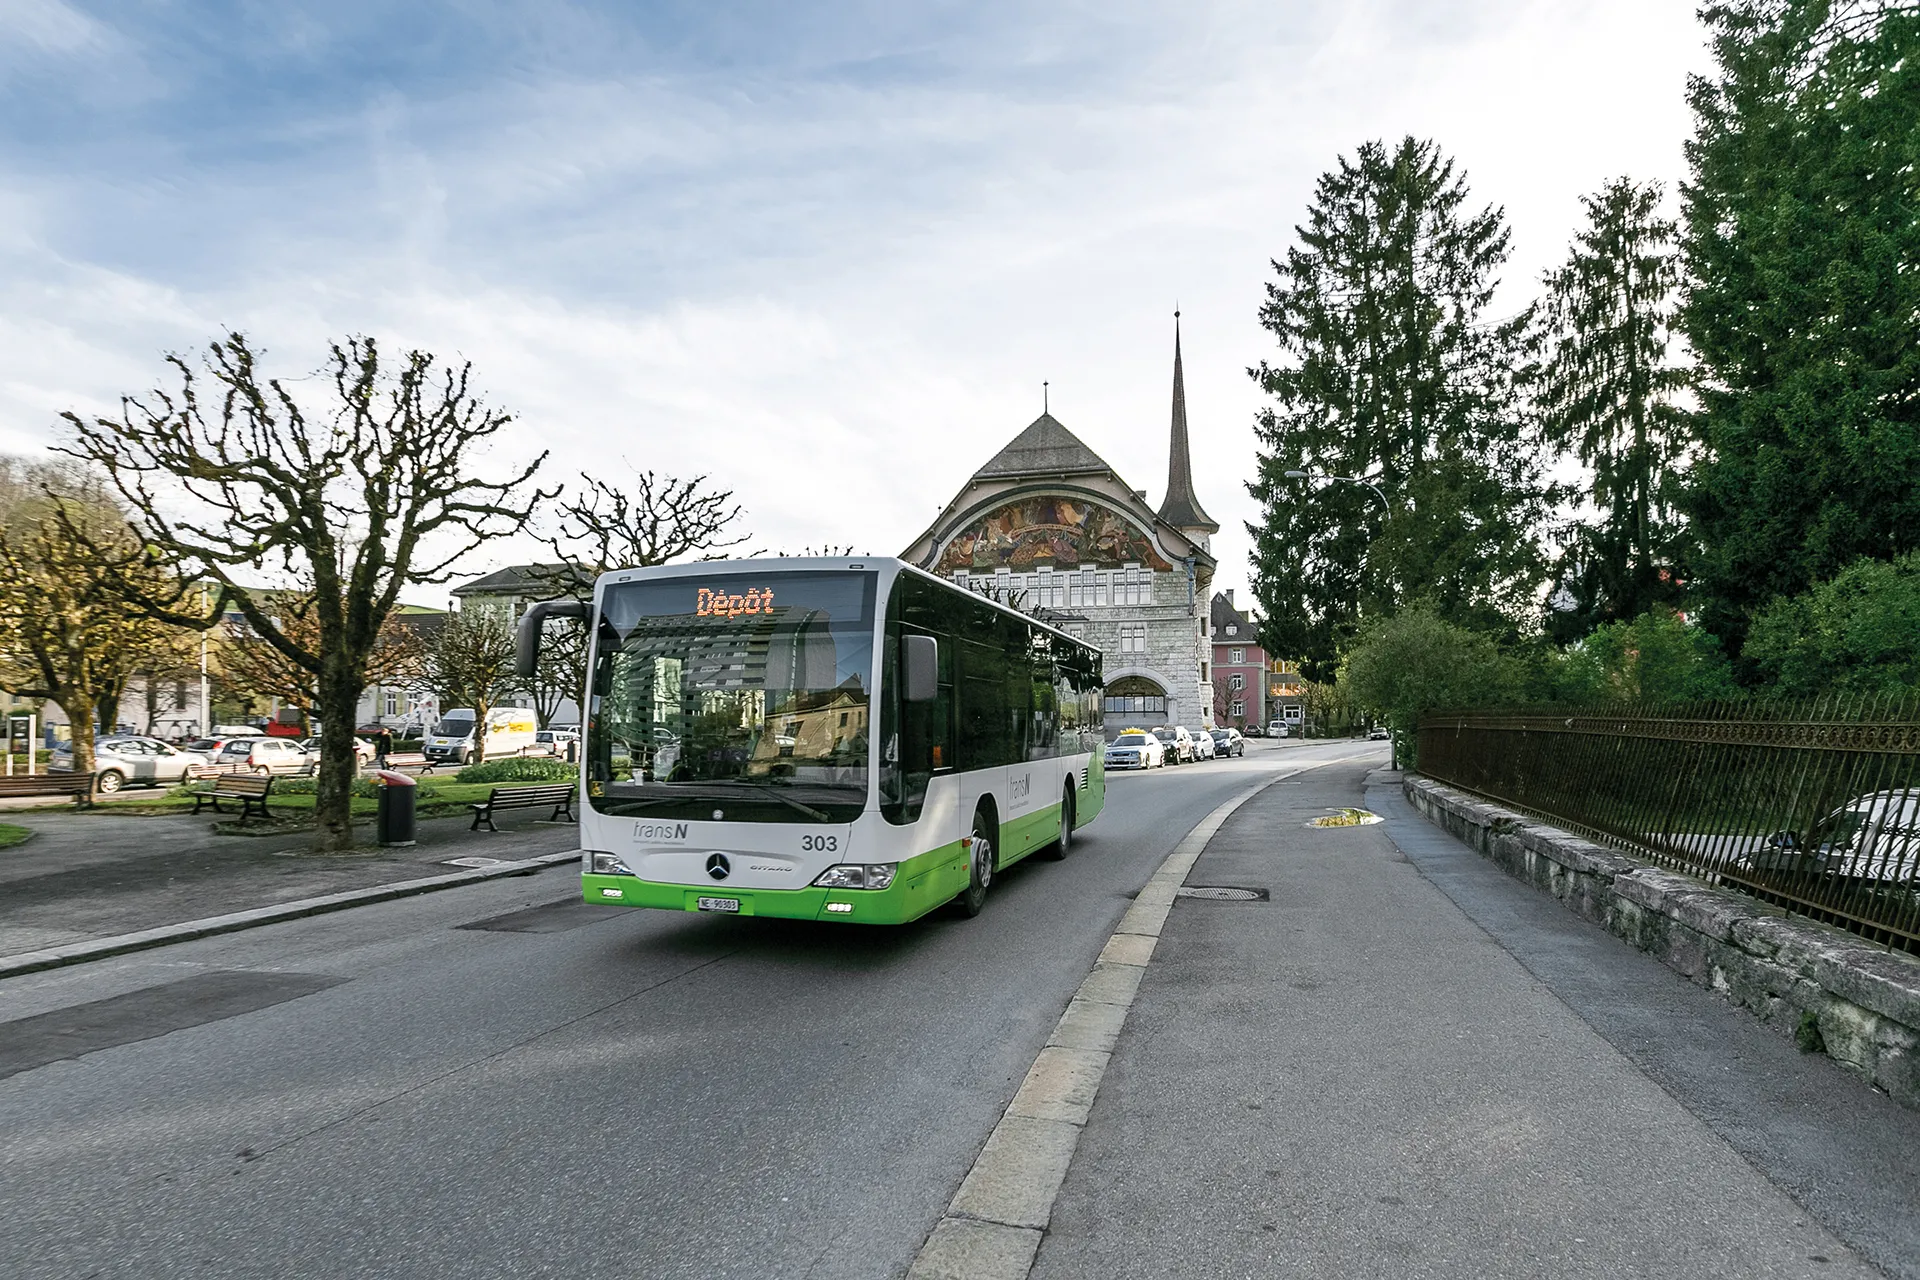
[1157,310,1218,536]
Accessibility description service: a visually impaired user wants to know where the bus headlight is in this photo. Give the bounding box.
[590,852,637,876]
[811,863,897,890]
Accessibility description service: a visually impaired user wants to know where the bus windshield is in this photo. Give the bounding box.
[587,571,875,823]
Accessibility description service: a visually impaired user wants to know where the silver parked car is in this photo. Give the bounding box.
[49,736,211,793]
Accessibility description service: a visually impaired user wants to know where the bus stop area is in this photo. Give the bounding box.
[0,806,580,964]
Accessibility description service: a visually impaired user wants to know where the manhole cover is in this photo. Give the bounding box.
[1176,886,1269,901]
[442,856,509,868]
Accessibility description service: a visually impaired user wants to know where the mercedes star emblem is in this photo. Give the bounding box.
[706,853,731,881]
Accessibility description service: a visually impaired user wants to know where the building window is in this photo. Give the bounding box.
[1229,674,1244,691]
[1117,624,1147,654]
[1226,624,1237,636]
[1103,694,1166,717]
[1113,565,1148,606]
[1230,647,1244,664]
[384,691,399,717]
[1230,700,1244,717]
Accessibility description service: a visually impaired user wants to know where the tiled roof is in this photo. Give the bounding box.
[972,414,1118,481]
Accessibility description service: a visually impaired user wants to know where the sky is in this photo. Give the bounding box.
[0,0,1711,608]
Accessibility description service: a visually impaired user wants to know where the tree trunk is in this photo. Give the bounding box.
[51,690,97,778]
[313,668,364,852]
[470,697,491,766]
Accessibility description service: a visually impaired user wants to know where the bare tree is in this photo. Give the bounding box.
[542,470,748,595]
[60,334,551,849]
[217,588,428,723]
[425,604,522,766]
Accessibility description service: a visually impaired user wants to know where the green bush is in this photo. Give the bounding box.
[1338,607,1527,763]
[453,757,578,784]
[1549,609,1737,705]
[1745,553,1920,697]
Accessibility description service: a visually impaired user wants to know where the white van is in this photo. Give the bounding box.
[424,706,540,765]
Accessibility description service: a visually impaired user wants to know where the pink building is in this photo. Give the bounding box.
[1210,591,1267,730]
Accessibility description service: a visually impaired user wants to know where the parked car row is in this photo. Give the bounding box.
[1103,725,1245,770]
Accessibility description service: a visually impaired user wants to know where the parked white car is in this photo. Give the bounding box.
[212,737,316,777]
[1152,725,1196,764]
[50,736,210,793]
[1104,730,1166,770]
[1747,790,1920,884]
[1192,729,1216,761]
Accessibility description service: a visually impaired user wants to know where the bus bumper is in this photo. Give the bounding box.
[582,858,959,926]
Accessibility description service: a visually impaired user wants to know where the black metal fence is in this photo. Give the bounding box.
[1418,699,1920,954]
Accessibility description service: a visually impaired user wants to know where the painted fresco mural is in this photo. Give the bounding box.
[936,497,1175,573]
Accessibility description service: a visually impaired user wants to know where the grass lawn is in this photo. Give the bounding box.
[88,776,508,820]
[0,822,32,848]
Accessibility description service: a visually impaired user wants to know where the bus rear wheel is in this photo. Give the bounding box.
[1043,784,1075,861]
[957,809,995,917]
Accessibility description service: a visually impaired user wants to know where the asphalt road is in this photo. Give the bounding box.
[0,738,1351,1280]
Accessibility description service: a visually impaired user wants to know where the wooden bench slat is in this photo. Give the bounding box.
[191,771,276,821]
[0,772,94,804]
[469,782,578,831]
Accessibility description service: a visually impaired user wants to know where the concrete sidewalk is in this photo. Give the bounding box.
[0,806,580,960]
[1032,758,1918,1279]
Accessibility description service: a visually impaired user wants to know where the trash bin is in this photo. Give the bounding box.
[373,769,417,847]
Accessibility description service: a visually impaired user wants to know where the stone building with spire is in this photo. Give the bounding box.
[902,318,1217,737]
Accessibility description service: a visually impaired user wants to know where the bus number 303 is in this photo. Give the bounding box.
[802,835,840,852]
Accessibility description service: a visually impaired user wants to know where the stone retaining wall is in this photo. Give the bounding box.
[1404,775,1920,1110]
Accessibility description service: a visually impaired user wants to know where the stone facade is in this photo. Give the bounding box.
[902,319,1218,738]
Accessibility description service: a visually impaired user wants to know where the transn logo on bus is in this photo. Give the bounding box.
[633,821,690,842]
[695,587,775,618]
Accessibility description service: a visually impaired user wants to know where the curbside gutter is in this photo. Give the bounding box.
[0,850,581,982]
[1404,775,1920,1111]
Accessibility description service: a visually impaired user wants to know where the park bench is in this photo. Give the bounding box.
[379,752,440,775]
[469,783,577,832]
[190,772,275,823]
[0,772,96,807]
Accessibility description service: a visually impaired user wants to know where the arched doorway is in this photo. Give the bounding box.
[1102,675,1168,736]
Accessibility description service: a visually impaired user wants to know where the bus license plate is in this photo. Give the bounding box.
[696,896,740,913]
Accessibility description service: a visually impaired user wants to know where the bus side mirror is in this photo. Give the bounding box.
[515,599,590,680]
[902,635,938,703]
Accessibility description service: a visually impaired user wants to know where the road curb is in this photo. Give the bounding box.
[0,850,580,981]
[907,753,1373,1280]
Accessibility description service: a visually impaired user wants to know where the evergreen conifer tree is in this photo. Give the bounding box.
[1538,178,1691,641]
[1683,0,1920,655]
[1247,137,1547,680]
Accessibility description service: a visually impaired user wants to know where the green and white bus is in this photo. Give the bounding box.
[517,557,1105,924]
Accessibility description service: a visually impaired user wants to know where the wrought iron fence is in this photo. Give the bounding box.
[1418,698,1920,954]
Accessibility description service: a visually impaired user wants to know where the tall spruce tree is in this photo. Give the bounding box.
[1538,178,1691,641]
[1683,0,1920,656]
[1247,137,1547,681]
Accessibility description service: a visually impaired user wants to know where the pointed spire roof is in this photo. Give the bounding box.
[1157,312,1217,534]
[972,412,1117,481]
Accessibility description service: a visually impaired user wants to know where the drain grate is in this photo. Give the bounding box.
[1176,886,1269,901]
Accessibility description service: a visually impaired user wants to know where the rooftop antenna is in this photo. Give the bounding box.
[1043,381,1049,414]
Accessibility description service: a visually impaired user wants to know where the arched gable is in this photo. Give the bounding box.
[934,494,1175,574]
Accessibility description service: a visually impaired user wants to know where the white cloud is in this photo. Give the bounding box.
[0,0,1712,609]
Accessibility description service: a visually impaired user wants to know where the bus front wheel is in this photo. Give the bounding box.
[957,810,995,917]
